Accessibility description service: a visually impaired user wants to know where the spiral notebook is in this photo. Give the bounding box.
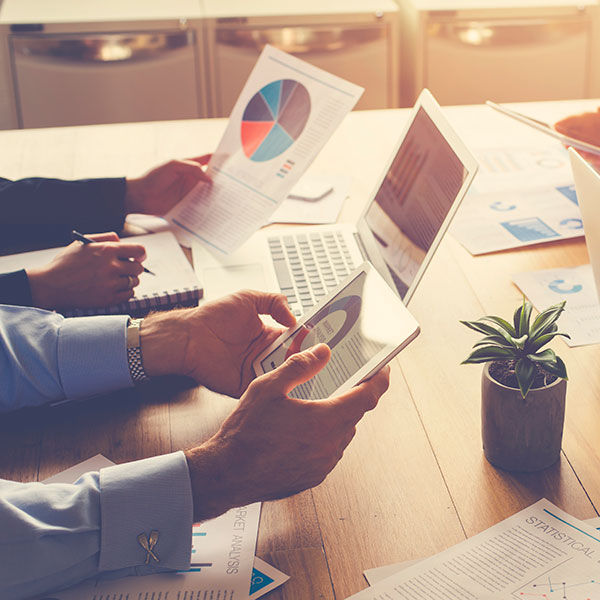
[0,231,202,317]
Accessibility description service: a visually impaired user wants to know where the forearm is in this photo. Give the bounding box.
[0,305,131,412]
[0,452,193,600]
[0,176,127,252]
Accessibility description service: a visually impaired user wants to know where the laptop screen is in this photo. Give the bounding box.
[364,106,469,299]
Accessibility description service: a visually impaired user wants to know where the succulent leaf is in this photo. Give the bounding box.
[526,348,556,363]
[525,331,571,353]
[513,303,524,336]
[462,346,517,364]
[518,299,533,337]
[515,358,536,398]
[512,334,528,350]
[473,335,514,349]
[481,316,516,336]
[459,320,503,336]
[530,301,566,340]
[530,355,568,380]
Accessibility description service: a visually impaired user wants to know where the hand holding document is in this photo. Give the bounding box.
[166,45,363,253]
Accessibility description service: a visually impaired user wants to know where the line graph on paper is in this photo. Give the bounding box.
[517,577,600,599]
[514,561,600,600]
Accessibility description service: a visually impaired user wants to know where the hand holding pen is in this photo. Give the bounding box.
[26,231,151,310]
[71,230,155,275]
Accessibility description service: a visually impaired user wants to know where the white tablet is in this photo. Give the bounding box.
[253,262,420,399]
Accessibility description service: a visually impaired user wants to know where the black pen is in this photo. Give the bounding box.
[71,230,156,275]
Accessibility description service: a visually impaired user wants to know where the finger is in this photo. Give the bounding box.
[85,232,120,243]
[173,159,212,184]
[115,243,147,261]
[115,275,140,292]
[188,153,212,165]
[323,365,391,425]
[115,258,144,277]
[264,343,331,395]
[111,289,136,303]
[245,290,296,327]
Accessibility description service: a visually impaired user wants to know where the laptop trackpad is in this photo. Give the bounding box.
[202,264,267,299]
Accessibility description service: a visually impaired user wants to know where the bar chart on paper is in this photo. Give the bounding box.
[241,79,311,162]
[189,526,213,572]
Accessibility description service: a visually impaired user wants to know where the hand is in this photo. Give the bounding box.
[27,233,147,310]
[124,155,212,215]
[185,344,391,521]
[554,108,600,170]
[141,290,296,397]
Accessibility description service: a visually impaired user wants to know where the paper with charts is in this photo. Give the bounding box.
[451,145,585,255]
[166,44,363,253]
[513,264,600,347]
[348,498,600,600]
[40,455,262,600]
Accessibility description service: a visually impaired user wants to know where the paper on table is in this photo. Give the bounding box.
[364,516,600,588]
[250,557,290,599]
[363,559,421,586]
[449,145,585,255]
[348,499,600,599]
[512,264,600,347]
[267,174,350,225]
[166,44,363,253]
[451,183,583,255]
[469,145,573,194]
[40,455,261,600]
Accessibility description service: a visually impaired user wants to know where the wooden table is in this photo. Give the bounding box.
[2,99,600,599]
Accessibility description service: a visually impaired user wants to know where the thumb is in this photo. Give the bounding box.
[267,343,331,395]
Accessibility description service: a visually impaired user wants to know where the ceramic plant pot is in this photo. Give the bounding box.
[481,362,567,472]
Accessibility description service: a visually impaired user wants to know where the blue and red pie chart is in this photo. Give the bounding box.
[241,79,311,162]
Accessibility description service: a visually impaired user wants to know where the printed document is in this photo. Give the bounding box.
[363,517,600,587]
[166,45,363,253]
[513,264,600,347]
[451,146,583,255]
[348,498,600,599]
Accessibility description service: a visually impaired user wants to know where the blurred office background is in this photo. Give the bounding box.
[0,0,598,130]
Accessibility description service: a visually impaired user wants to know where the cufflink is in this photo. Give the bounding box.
[137,530,160,564]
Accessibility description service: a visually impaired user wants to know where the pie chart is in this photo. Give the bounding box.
[241,79,311,162]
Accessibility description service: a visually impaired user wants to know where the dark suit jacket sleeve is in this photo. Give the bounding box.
[0,270,33,307]
[0,177,127,252]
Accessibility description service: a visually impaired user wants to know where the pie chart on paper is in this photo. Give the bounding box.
[241,79,311,162]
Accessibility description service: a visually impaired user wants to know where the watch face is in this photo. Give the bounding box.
[126,318,143,349]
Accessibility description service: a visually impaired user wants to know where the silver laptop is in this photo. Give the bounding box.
[192,89,478,313]
[569,148,600,303]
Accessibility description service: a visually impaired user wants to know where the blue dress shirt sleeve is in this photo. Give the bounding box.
[0,269,33,306]
[0,304,132,413]
[0,451,194,600]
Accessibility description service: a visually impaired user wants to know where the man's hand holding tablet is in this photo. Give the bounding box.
[253,262,420,399]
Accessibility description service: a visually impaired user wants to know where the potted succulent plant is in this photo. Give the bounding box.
[461,298,569,472]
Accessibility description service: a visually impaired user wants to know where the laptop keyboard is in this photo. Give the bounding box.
[267,230,356,317]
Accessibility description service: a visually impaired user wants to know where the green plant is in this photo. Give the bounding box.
[461,298,570,398]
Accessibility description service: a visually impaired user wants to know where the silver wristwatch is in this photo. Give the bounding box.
[126,318,149,384]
